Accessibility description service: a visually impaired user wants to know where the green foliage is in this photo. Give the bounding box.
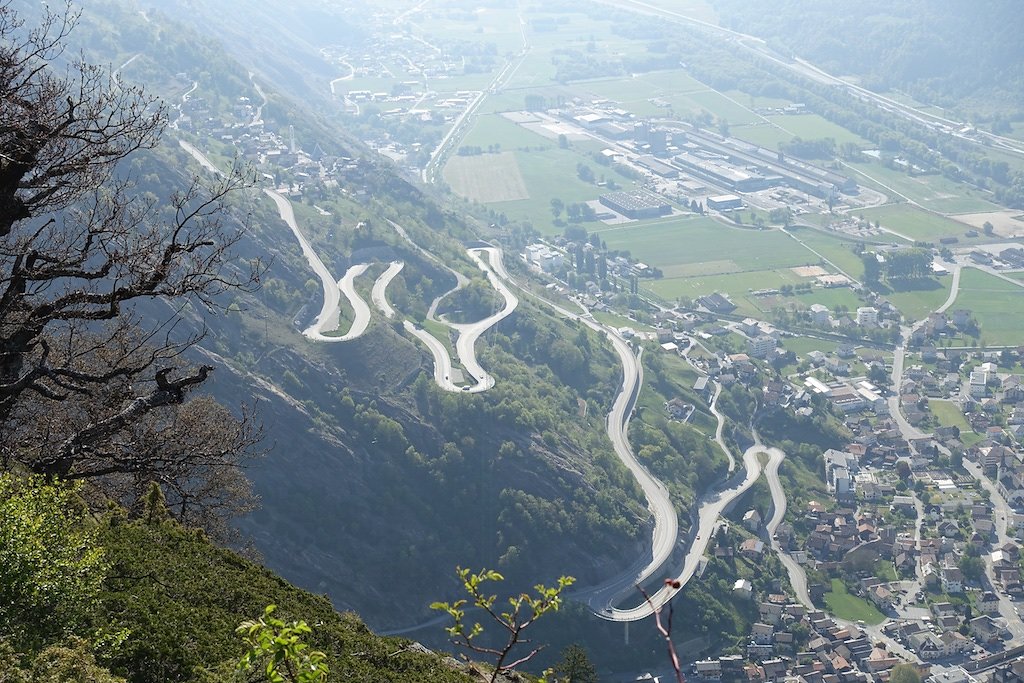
[709,0,1024,111]
[958,555,985,583]
[889,663,923,683]
[0,474,107,653]
[552,643,598,683]
[823,579,885,625]
[93,514,472,683]
[780,137,836,160]
[431,567,575,683]
[0,638,125,683]
[436,278,502,324]
[237,606,328,683]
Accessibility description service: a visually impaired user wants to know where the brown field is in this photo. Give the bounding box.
[951,211,1024,238]
[791,265,828,277]
[443,152,529,203]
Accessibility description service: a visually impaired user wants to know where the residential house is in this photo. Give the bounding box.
[942,564,965,593]
[940,631,973,656]
[762,659,787,682]
[751,622,774,646]
[741,538,766,559]
[864,647,900,673]
[759,601,785,625]
[970,615,1007,643]
[824,450,858,502]
[696,659,723,680]
[978,591,1000,615]
[867,584,893,610]
[744,509,762,532]
[908,632,944,660]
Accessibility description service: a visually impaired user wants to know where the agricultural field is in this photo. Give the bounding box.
[458,114,555,152]
[443,152,529,203]
[595,218,854,309]
[857,204,973,242]
[414,6,526,54]
[782,336,840,357]
[733,113,871,149]
[617,0,719,23]
[790,229,866,280]
[756,286,864,316]
[488,151,642,232]
[884,278,953,322]
[729,123,796,151]
[845,162,1002,215]
[598,219,818,273]
[929,400,979,445]
[950,268,1024,345]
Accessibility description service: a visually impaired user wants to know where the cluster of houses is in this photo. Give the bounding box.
[909,310,978,346]
[694,600,925,683]
[177,83,374,207]
[895,348,1024,445]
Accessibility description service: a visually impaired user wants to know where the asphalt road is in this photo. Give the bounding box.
[402,247,518,394]
[263,188,374,342]
[602,444,766,621]
[371,261,405,319]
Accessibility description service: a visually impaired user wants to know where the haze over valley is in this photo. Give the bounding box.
[4,0,1024,680]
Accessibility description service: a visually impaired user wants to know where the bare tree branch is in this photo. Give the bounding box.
[0,1,264,533]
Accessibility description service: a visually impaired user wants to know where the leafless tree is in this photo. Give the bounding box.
[0,1,264,532]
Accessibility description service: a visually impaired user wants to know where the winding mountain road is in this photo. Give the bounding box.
[263,189,373,341]
[449,247,519,391]
[371,262,405,319]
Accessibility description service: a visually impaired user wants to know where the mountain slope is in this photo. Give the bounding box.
[710,0,1024,114]
[40,0,652,630]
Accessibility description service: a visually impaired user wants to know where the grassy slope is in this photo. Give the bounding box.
[824,579,885,625]
[95,513,472,683]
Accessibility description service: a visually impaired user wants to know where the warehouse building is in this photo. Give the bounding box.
[599,190,672,219]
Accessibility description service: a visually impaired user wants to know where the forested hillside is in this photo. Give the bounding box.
[711,0,1024,115]
[0,0,660,633]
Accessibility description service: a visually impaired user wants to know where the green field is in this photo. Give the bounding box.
[617,0,718,23]
[951,268,1024,345]
[487,148,641,232]
[766,114,871,146]
[845,162,1001,214]
[778,287,864,312]
[929,400,978,442]
[858,204,972,242]
[458,114,554,151]
[598,219,816,271]
[788,227,870,275]
[724,91,794,110]
[415,7,527,54]
[823,579,886,625]
[733,112,872,150]
[782,336,840,357]
[685,90,761,125]
[451,109,647,230]
[730,123,797,150]
[958,268,1024,292]
[569,70,707,106]
[596,219,843,307]
[885,278,953,321]
[645,269,810,315]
